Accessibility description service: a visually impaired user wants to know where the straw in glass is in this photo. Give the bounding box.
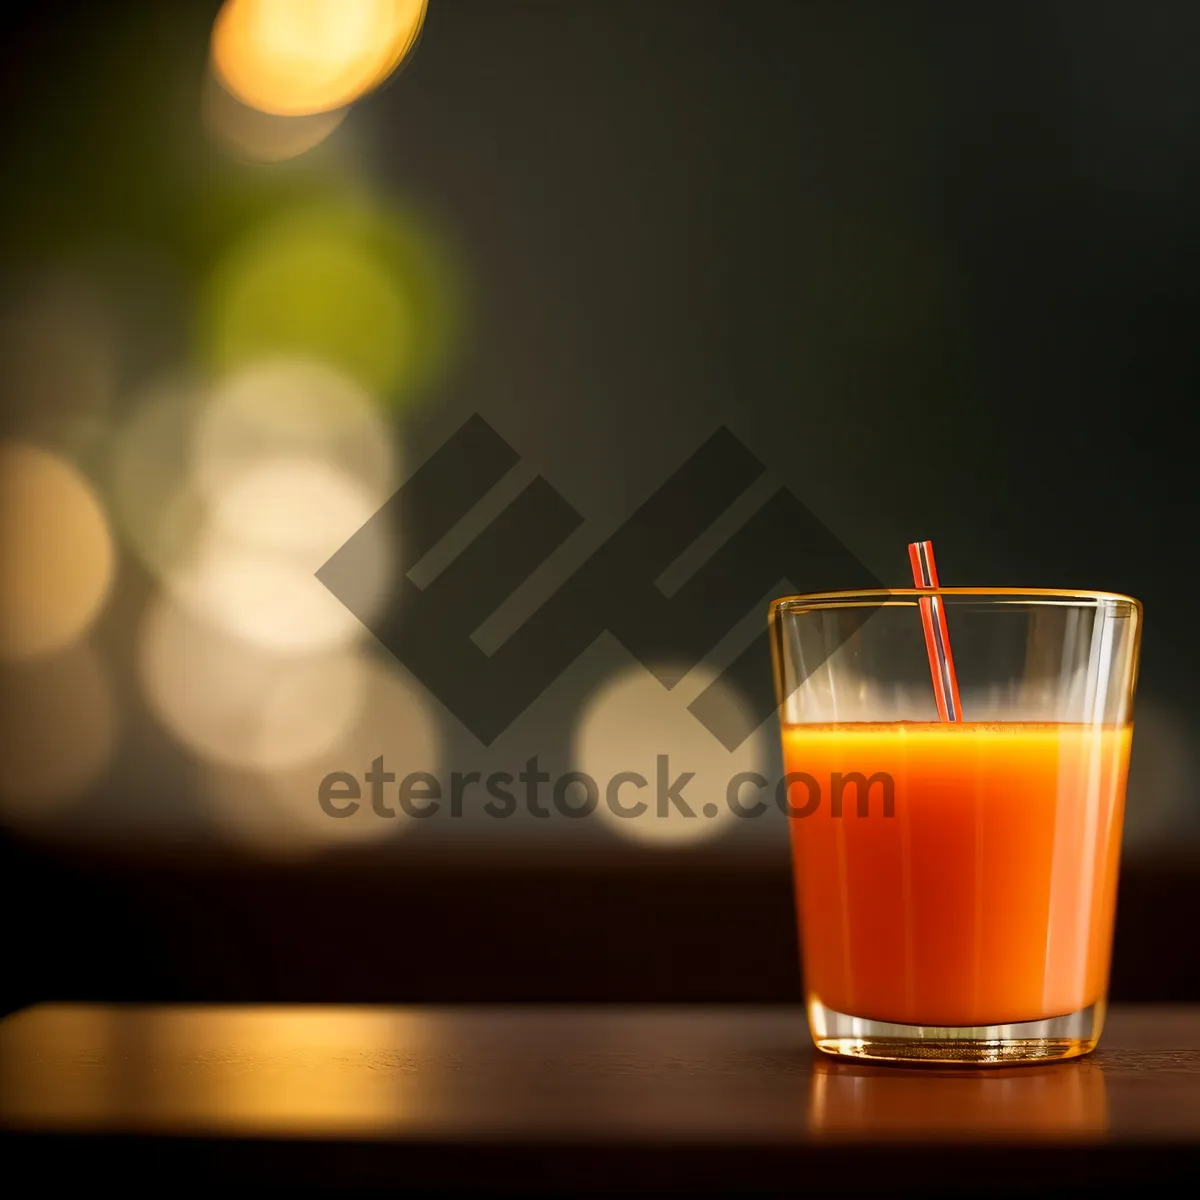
[908,540,962,722]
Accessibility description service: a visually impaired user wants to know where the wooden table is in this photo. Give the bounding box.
[3,1004,1199,1189]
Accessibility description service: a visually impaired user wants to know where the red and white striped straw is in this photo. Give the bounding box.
[908,540,963,722]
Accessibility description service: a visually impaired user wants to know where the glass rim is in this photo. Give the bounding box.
[770,587,1141,614]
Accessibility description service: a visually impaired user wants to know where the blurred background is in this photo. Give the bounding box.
[2,0,1199,1014]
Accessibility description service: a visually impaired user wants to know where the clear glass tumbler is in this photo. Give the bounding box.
[769,589,1141,1065]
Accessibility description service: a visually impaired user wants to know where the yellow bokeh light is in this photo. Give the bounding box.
[193,358,397,505]
[109,361,398,589]
[202,65,347,163]
[211,0,428,117]
[138,594,365,773]
[168,455,390,655]
[199,657,440,859]
[200,200,458,403]
[0,442,116,660]
[573,662,769,847]
[0,641,118,821]
[211,455,380,557]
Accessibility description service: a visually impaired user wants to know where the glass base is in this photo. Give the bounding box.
[808,998,1104,1066]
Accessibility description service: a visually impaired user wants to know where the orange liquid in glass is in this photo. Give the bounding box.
[783,722,1132,1028]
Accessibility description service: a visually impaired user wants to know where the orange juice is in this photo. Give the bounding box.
[783,722,1132,1028]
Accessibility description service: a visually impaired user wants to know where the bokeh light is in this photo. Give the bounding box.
[168,454,390,655]
[199,200,458,402]
[0,442,116,660]
[109,358,397,599]
[573,662,770,847]
[199,657,440,859]
[202,64,348,163]
[138,593,365,772]
[0,642,118,821]
[107,377,207,581]
[211,0,427,117]
[211,453,377,551]
[193,357,397,504]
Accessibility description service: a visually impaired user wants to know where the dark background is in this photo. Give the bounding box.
[2,0,1199,1016]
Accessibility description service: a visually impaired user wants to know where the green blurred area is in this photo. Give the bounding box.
[198,197,459,406]
[1,1,460,412]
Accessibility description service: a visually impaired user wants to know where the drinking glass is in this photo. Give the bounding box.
[769,589,1141,1065]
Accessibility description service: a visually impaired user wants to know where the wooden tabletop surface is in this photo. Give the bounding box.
[3,1003,1199,1188]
